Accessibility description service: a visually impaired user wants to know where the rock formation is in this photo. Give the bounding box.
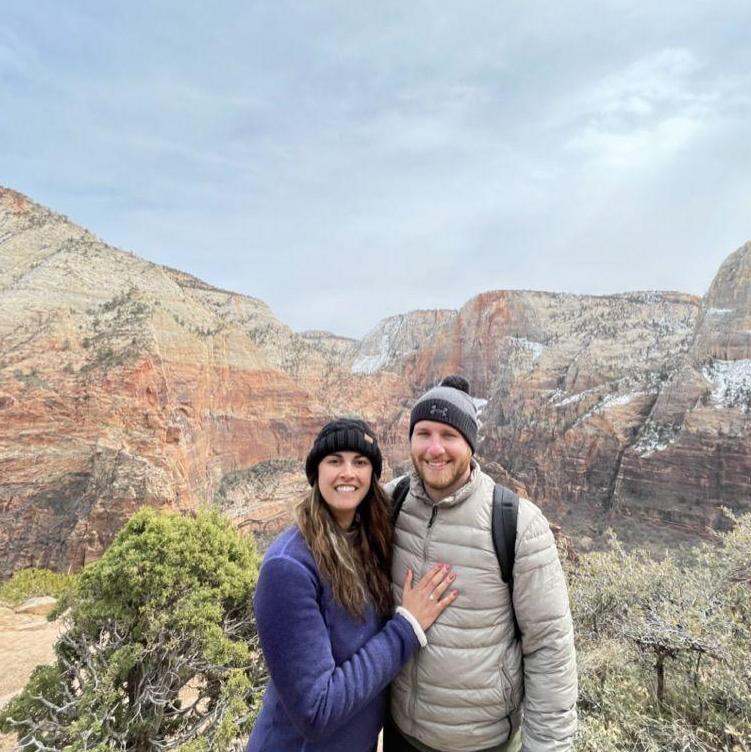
[612,243,751,529]
[0,187,409,576]
[1,186,749,577]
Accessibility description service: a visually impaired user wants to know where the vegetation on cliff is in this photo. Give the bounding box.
[571,513,751,751]
[0,567,76,607]
[0,508,265,751]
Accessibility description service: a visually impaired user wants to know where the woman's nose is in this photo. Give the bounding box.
[339,462,356,477]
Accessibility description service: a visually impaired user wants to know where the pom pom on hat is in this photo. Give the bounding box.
[440,374,470,393]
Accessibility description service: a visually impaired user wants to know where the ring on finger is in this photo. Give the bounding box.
[429,594,435,601]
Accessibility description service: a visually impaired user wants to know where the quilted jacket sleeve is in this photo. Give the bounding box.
[254,554,420,742]
[513,502,578,752]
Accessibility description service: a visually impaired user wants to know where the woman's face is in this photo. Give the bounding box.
[317,451,373,529]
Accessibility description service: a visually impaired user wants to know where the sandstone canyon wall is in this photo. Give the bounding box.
[1,186,749,577]
[0,187,410,576]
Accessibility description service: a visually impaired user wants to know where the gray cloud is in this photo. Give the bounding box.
[2,1,750,336]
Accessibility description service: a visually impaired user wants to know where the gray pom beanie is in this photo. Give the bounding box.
[409,375,478,453]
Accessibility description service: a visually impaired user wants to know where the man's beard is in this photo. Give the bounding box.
[411,450,472,495]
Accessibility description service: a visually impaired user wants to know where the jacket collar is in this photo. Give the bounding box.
[409,458,481,509]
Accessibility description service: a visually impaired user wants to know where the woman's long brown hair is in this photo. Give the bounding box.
[295,477,394,619]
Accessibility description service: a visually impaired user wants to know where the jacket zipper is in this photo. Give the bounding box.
[409,504,440,728]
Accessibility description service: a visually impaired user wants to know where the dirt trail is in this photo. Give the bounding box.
[0,605,62,751]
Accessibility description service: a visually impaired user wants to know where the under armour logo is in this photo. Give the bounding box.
[430,403,448,418]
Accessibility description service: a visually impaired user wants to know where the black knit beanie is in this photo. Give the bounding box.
[305,418,383,485]
[409,375,478,453]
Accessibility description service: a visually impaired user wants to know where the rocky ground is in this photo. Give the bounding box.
[0,604,62,751]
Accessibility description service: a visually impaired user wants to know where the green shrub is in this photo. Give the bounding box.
[0,567,76,607]
[0,507,266,751]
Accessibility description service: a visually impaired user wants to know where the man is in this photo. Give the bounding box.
[384,375,577,752]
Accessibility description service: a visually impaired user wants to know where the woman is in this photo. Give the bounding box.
[247,418,458,752]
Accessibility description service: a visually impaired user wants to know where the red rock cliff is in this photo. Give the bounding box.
[1,187,749,576]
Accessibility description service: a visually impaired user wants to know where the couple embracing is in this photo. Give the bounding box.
[247,376,578,752]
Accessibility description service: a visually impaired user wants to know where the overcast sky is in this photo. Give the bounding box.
[2,2,750,337]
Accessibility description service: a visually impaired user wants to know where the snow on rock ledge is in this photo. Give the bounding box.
[633,419,682,457]
[351,310,457,374]
[702,359,751,409]
[706,308,734,316]
[351,317,407,374]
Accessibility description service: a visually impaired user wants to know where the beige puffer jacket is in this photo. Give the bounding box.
[387,462,577,752]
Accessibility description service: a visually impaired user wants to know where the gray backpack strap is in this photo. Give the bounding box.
[492,484,518,584]
[492,484,521,638]
[391,476,411,525]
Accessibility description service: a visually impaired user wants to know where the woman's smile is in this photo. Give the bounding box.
[317,451,373,527]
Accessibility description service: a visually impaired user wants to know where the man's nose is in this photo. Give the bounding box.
[426,436,444,455]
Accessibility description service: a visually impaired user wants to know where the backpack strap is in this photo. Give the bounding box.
[492,484,518,584]
[391,476,411,524]
[492,484,521,639]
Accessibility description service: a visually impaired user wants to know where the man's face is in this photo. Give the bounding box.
[410,420,472,500]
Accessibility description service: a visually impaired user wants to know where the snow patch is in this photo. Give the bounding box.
[555,391,588,407]
[473,397,489,430]
[351,318,404,374]
[706,307,733,315]
[472,397,488,414]
[351,337,391,374]
[599,393,641,409]
[633,420,681,457]
[550,386,598,407]
[575,392,645,424]
[702,359,751,409]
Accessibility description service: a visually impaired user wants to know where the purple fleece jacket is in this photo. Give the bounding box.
[246,526,420,752]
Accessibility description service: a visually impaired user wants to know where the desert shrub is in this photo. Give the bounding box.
[0,507,266,751]
[0,567,76,606]
[571,515,751,751]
